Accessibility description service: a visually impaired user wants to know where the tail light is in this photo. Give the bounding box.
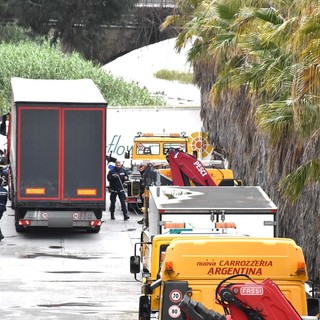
[19,219,31,226]
[89,220,102,227]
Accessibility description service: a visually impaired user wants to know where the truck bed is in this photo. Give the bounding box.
[149,186,277,213]
[148,186,278,238]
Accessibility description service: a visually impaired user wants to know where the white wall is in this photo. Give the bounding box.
[106,107,205,163]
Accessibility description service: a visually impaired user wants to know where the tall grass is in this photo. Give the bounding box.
[0,40,164,113]
[154,69,193,84]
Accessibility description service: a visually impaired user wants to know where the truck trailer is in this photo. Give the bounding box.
[8,78,107,232]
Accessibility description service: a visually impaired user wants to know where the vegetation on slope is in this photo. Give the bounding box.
[163,0,320,201]
[0,26,164,112]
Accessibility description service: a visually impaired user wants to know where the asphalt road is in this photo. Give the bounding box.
[0,197,143,320]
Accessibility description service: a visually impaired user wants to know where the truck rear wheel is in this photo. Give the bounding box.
[8,168,14,205]
[15,209,25,232]
[94,209,102,219]
[139,295,151,320]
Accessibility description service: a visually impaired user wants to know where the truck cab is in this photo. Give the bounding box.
[158,237,315,319]
[131,132,190,164]
[131,236,318,320]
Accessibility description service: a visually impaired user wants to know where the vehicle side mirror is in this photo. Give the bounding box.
[125,151,130,159]
[130,255,141,274]
[0,115,7,136]
[106,154,117,163]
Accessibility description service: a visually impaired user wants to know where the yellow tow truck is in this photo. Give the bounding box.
[130,185,301,320]
[131,236,319,320]
[125,132,238,212]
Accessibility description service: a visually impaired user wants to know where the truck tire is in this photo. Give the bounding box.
[15,209,25,232]
[94,209,102,219]
[139,296,151,320]
[8,168,14,204]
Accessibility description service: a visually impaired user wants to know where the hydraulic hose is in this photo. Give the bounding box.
[179,294,227,320]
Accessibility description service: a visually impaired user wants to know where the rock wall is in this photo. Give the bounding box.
[196,62,320,281]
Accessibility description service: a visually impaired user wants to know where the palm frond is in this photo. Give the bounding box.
[279,158,320,201]
[254,7,285,25]
[256,100,294,144]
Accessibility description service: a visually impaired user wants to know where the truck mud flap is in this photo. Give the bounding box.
[161,281,188,320]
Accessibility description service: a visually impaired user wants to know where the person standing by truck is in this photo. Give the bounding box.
[0,180,8,240]
[107,160,130,220]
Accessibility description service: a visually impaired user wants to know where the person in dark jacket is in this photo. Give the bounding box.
[107,160,129,220]
[0,180,8,240]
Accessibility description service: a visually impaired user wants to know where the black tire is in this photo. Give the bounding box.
[139,296,151,320]
[8,168,14,203]
[94,209,102,219]
[127,203,134,212]
[15,209,25,232]
[127,202,142,213]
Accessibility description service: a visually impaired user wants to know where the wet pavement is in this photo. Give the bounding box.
[0,198,143,320]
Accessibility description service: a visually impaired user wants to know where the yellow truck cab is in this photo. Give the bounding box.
[158,237,316,319]
[131,236,318,320]
[131,132,190,163]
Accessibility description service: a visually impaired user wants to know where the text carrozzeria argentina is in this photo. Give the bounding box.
[197,260,273,276]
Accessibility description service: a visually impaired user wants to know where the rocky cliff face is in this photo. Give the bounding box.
[196,62,320,280]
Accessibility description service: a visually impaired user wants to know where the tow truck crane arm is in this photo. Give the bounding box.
[166,149,217,186]
[179,274,308,320]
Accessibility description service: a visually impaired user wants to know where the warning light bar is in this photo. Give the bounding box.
[77,189,97,196]
[136,132,187,137]
[296,262,306,275]
[164,261,174,271]
[25,188,45,195]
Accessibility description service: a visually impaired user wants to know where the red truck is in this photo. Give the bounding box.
[7,78,107,232]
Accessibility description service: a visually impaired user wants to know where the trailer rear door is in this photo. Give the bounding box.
[17,106,106,203]
[63,107,105,200]
[19,107,60,200]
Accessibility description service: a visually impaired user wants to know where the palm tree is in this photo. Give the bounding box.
[165,0,320,201]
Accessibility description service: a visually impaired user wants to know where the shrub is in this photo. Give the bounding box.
[0,40,164,113]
